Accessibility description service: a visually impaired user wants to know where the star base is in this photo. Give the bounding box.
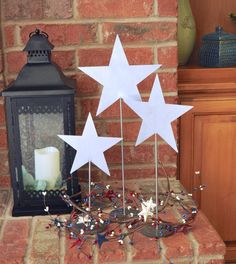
[110,208,138,224]
[91,199,113,210]
[69,221,107,236]
[139,222,175,238]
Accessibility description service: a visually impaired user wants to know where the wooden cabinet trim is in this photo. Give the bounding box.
[178,67,236,97]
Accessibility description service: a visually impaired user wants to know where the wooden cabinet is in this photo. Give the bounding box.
[178,67,236,263]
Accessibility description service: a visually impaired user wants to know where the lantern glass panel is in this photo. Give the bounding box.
[18,103,66,192]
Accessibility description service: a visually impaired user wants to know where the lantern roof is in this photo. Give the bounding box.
[23,28,54,52]
[2,28,75,97]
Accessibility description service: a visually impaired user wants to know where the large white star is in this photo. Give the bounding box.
[127,75,193,152]
[78,35,160,115]
[58,113,122,175]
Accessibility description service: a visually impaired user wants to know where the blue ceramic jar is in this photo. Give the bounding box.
[199,26,236,67]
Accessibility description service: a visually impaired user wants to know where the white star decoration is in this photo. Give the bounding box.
[138,197,156,222]
[58,113,122,175]
[79,35,160,116]
[143,197,156,211]
[77,214,90,225]
[127,75,193,152]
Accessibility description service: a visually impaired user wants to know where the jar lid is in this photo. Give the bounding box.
[202,26,236,41]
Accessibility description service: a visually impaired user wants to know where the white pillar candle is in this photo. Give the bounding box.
[34,146,60,190]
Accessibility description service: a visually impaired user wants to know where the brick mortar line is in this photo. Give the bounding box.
[133,250,160,263]
[4,67,177,80]
[80,178,174,186]
[187,232,199,263]
[59,229,66,264]
[107,161,174,166]
[132,262,170,264]
[76,117,142,123]
[172,203,199,263]
[0,124,9,129]
[198,254,225,261]
[74,48,80,67]
[79,67,176,76]
[72,0,79,20]
[85,140,168,147]
[165,91,178,96]
[97,23,103,44]
[76,116,176,123]
[1,215,33,220]
[82,178,178,192]
[3,41,177,52]
[166,256,195,263]
[4,71,176,84]
[0,149,8,154]
[2,17,177,26]
[4,192,13,217]
[0,217,7,240]
[153,45,158,64]
[75,68,177,78]
[67,132,177,144]
[0,165,177,174]
[92,243,98,264]
[154,0,158,16]
[24,217,36,264]
[82,160,176,165]
[3,51,8,82]
[121,224,134,263]
[125,239,133,263]
[0,176,10,181]
[76,89,177,100]
[101,263,128,264]
[0,18,8,81]
[130,259,163,264]
[159,238,168,263]
[15,25,21,46]
[77,163,177,173]
[0,171,10,175]
[0,5,7,87]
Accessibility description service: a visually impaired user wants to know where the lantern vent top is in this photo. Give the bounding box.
[23,28,54,64]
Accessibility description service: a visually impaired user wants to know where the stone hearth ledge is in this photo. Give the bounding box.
[0,179,225,264]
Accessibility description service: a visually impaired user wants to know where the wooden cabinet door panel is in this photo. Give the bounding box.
[194,114,236,241]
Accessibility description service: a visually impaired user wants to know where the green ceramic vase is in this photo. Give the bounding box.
[178,0,196,65]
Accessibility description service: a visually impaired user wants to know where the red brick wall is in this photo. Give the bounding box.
[0,0,178,186]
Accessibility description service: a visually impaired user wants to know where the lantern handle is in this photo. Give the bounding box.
[29,28,49,39]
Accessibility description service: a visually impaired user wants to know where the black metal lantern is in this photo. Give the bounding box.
[2,29,80,216]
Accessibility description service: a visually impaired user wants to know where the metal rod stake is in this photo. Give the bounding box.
[88,161,91,211]
[120,98,126,215]
[155,134,159,234]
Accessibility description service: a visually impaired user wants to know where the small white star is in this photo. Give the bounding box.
[58,113,122,175]
[143,197,157,211]
[77,214,90,224]
[138,198,156,222]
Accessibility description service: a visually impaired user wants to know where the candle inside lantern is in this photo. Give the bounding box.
[34,146,60,190]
